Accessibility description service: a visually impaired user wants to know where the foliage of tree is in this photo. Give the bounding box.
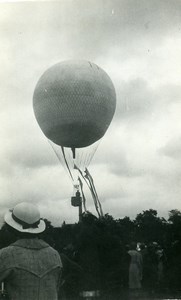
[1,208,181,296]
[134,209,166,244]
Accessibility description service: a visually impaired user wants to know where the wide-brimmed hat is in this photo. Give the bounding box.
[4,202,46,234]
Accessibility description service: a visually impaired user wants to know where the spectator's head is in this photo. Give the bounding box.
[4,202,46,238]
[140,243,146,250]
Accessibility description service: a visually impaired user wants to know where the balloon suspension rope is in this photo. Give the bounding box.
[49,141,74,182]
[71,147,76,159]
[50,143,102,218]
[85,168,103,217]
[75,165,103,218]
[61,146,74,181]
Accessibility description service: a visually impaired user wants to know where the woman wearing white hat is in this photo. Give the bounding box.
[0,202,62,300]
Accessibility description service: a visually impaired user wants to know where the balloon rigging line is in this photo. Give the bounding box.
[84,140,100,170]
[75,165,102,218]
[78,151,84,170]
[48,140,65,167]
[78,177,87,212]
[61,146,74,182]
[85,168,103,217]
[85,169,103,217]
[83,151,90,170]
[48,142,74,183]
[83,170,101,217]
[48,141,103,217]
[76,166,99,215]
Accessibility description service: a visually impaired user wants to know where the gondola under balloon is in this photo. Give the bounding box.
[33,60,116,219]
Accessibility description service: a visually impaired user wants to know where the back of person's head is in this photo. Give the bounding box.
[140,243,146,250]
[4,202,46,237]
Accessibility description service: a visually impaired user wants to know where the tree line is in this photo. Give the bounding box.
[0,208,181,298]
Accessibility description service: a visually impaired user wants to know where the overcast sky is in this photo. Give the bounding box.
[0,0,181,226]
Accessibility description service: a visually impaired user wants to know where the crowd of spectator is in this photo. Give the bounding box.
[0,208,181,299]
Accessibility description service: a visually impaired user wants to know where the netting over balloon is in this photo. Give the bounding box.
[33,60,116,148]
[33,60,117,218]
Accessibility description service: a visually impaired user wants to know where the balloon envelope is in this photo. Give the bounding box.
[33,60,116,148]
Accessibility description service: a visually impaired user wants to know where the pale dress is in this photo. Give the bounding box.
[128,250,142,289]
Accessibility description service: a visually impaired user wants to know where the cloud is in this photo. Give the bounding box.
[0,164,78,226]
[114,78,156,120]
[0,0,181,225]
[160,137,181,160]
[0,106,58,168]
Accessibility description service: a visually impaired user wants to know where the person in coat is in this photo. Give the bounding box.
[128,242,143,290]
[0,202,62,300]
